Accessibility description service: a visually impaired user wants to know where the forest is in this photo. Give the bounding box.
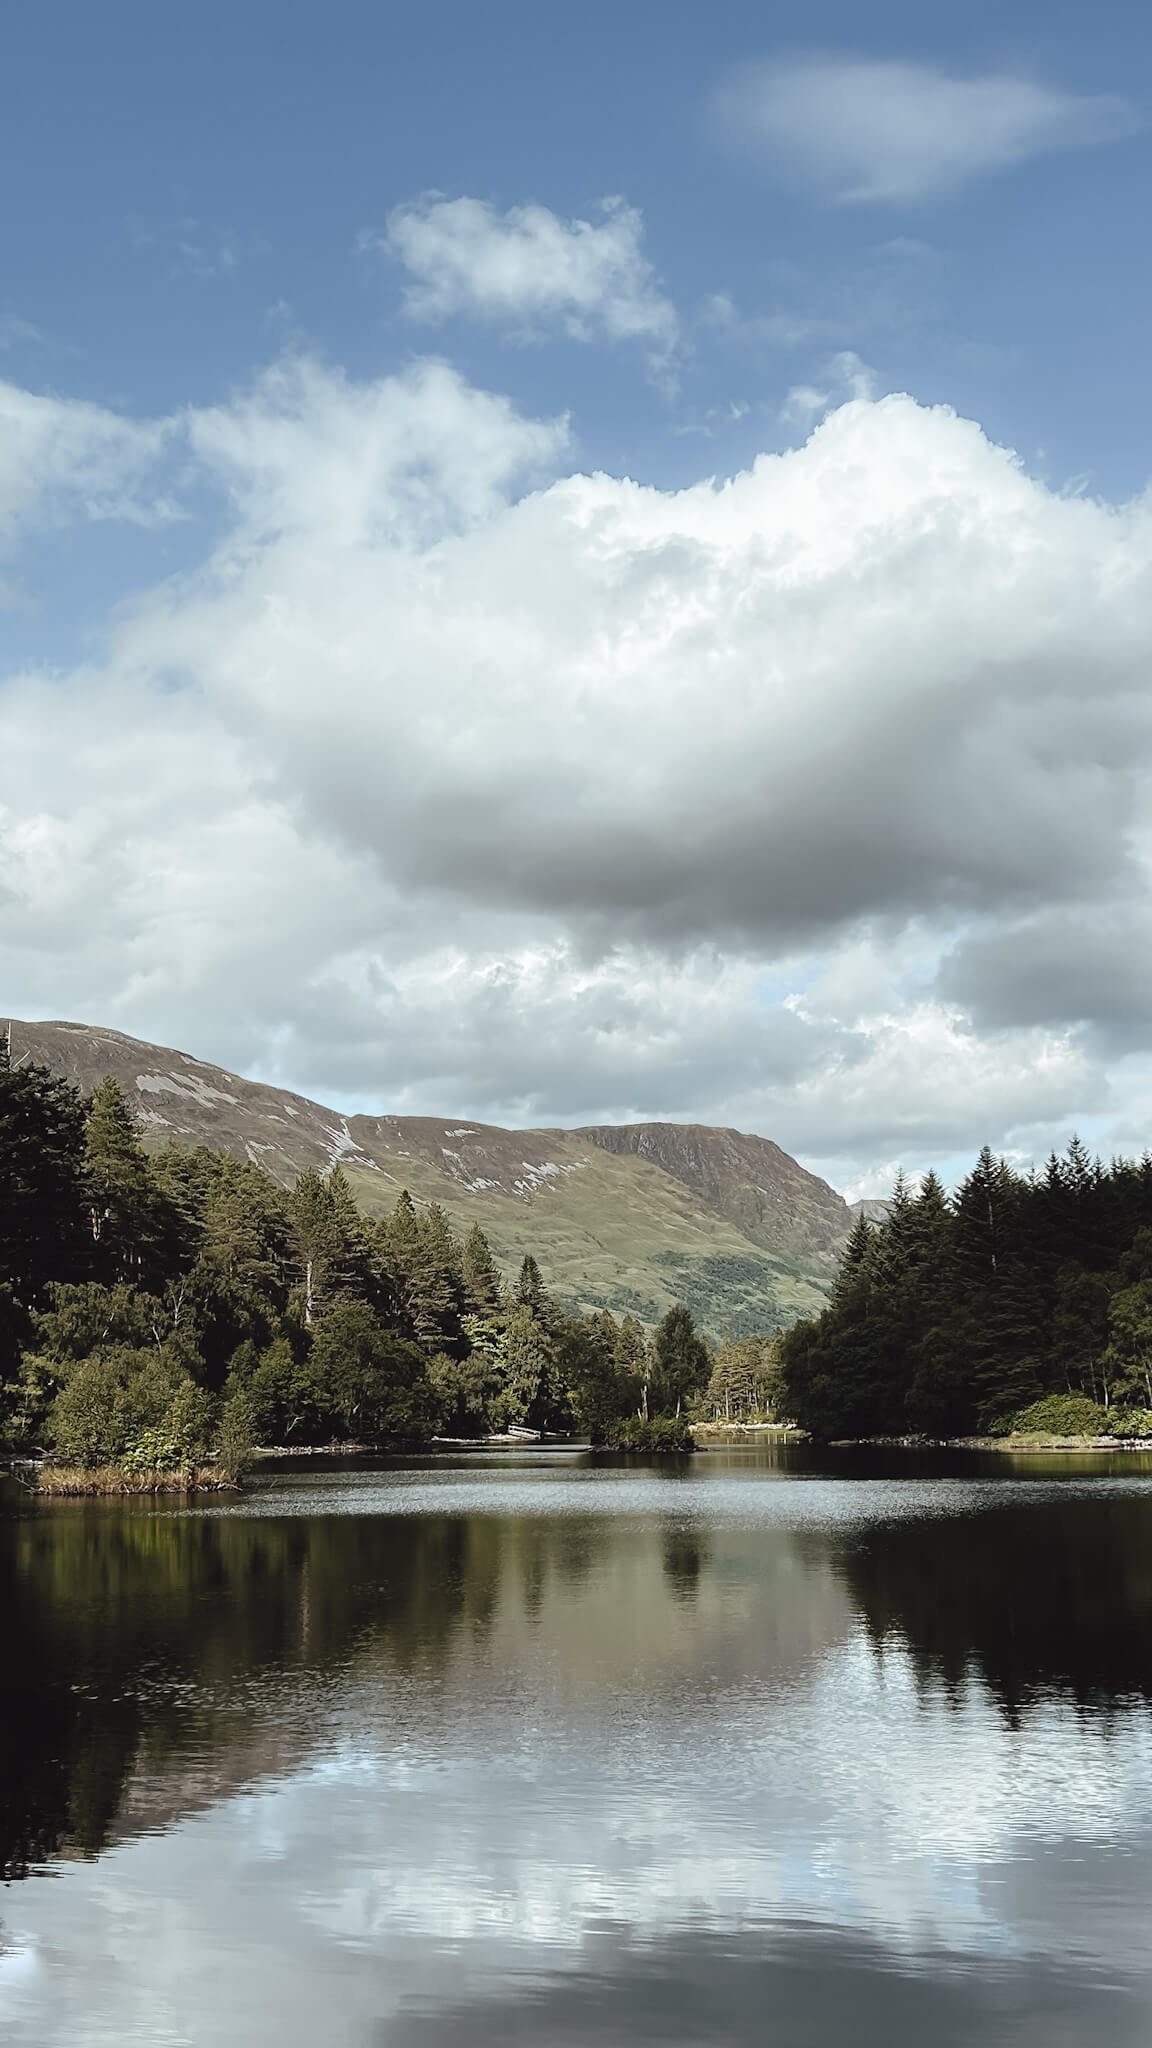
[0,1048,778,1472]
[781,1144,1152,1440]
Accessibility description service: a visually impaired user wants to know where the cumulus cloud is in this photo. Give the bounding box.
[780,351,877,424]
[5,352,1152,1183]
[160,386,1152,953]
[184,354,568,546]
[717,56,1139,202]
[0,379,173,542]
[375,195,679,362]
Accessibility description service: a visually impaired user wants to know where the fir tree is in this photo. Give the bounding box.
[515,1254,545,1313]
[84,1078,166,1285]
[461,1224,503,1315]
[0,1051,88,1315]
[653,1305,710,1416]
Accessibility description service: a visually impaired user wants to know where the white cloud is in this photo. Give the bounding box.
[718,56,1139,202]
[184,354,567,546]
[0,380,173,542]
[375,194,679,362]
[5,354,1152,1182]
[780,351,877,424]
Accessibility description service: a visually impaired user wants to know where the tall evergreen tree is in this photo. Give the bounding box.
[515,1254,545,1313]
[461,1224,503,1316]
[0,1051,88,1307]
[653,1305,710,1416]
[287,1169,366,1325]
[84,1078,168,1285]
[408,1204,464,1356]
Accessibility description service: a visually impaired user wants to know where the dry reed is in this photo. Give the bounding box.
[33,1464,241,1496]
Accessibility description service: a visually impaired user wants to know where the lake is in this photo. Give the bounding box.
[3,1443,1152,2045]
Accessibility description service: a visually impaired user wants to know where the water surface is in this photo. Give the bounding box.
[3,1443,1152,2045]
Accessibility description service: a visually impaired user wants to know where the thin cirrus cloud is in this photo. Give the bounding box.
[717,55,1140,202]
[371,194,680,359]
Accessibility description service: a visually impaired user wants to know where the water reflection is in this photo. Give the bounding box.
[1,1449,1152,2046]
[839,1492,1152,1710]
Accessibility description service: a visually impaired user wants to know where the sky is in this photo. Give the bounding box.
[2,0,1152,1197]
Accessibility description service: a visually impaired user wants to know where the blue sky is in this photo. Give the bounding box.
[4,0,1152,1190]
[5,0,1149,485]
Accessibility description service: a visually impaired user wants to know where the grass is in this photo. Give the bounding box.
[346,1141,833,1338]
[33,1464,241,1496]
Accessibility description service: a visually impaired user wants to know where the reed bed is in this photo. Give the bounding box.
[33,1464,241,1496]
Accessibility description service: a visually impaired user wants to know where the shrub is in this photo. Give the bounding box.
[47,1346,213,1468]
[993,1393,1109,1439]
[121,1428,195,1474]
[48,1350,146,1465]
[598,1415,696,1452]
[1102,1407,1152,1440]
[217,1384,260,1475]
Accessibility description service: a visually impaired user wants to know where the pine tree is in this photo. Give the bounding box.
[653,1305,710,1416]
[556,1312,623,1440]
[409,1204,464,1355]
[287,1169,359,1325]
[613,1313,650,1417]
[381,1194,464,1355]
[497,1302,558,1429]
[0,1051,89,1381]
[461,1224,503,1315]
[515,1254,545,1313]
[84,1078,166,1285]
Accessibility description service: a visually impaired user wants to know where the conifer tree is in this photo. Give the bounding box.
[84,1078,167,1285]
[515,1254,545,1313]
[614,1313,651,1416]
[653,1305,710,1416]
[287,1169,357,1325]
[0,1051,89,1383]
[461,1224,503,1316]
[408,1204,464,1356]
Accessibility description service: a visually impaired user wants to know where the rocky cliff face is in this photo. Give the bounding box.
[8,1017,851,1336]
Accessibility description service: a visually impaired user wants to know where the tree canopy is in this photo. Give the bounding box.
[0,1061,755,1466]
[780,1142,1152,1440]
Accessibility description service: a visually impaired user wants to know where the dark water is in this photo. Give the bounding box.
[3,1445,1152,2046]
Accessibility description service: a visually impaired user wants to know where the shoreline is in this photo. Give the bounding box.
[7,1430,1152,1497]
[826,1434,1152,1452]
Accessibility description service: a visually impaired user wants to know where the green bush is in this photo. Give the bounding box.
[47,1347,214,1468]
[217,1384,260,1474]
[598,1415,696,1452]
[994,1393,1109,1439]
[121,1428,195,1475]
[1102,1407,1152,1439]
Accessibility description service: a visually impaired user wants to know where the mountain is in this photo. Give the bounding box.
[7,1018,852,1336]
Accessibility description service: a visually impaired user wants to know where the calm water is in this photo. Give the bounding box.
[3,1444,1152,2046]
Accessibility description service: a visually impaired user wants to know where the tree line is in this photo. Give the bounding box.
[0,1050,778,1468]
[780,1142,1152,1440]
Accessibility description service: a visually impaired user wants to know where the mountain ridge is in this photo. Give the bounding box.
[7,1017,851,1336]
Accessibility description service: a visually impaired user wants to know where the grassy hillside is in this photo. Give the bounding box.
[10,1018,847,1335]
